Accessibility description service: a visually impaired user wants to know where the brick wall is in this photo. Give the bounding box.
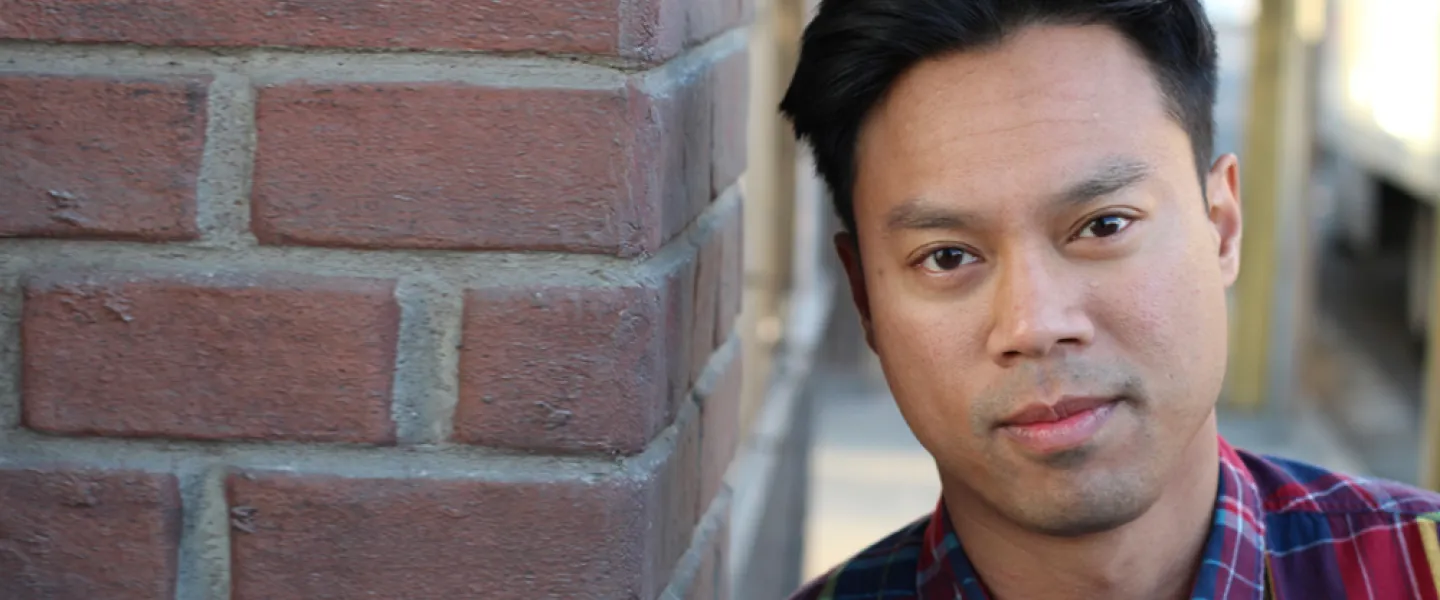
[0,1,748,597]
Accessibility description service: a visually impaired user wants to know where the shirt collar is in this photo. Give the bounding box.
[916,436,1269,599]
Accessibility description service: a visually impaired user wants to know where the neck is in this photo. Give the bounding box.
[942,412,1220,600]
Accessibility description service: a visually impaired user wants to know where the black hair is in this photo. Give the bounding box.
[779,0,1219,234]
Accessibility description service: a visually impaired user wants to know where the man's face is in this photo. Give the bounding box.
[843,24,1242,536]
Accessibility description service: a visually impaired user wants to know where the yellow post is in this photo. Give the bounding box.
[1227,0,1308,411]
[738,0,804,435]
[1421,209,1440,489]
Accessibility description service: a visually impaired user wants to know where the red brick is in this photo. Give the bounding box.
[22,272,399,443]
[227,463,694,600]
[690,201,745,379]
[0,466,181,600]
[251,83,652,256]
[682,0,752,50]
[711,49,750,195]
[455,280,672,454]
[252,46,745,257]
[665,251,702,415]
[701,349,741,511]
[0,75,205,242]
[647,46,749,238]
[716,198,745,345]
[689,222,723,384]
[649,68,716,243]
[0,0,747,63]
[688,521,730,600]
[657,405,704,582]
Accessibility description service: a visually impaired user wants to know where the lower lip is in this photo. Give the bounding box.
[1001,401,1119,455]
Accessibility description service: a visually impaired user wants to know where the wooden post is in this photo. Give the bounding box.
[739,0,804,435]
[1420,205,1440,488]
[1227,0,1311,411]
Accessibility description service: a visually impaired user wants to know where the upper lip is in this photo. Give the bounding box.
[1000,396,1117,427]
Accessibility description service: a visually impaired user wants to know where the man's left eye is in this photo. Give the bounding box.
[1077,215,1133,239]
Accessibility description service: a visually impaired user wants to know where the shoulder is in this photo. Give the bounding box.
[1238,449,1440,517]
[1239,451,1440,593]
[787,515,930,600]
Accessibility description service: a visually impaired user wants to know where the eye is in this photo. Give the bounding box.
[1077,215,1134,239]
[919,247,979,273]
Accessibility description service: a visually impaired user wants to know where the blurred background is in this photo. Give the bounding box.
[726,0,1440,594]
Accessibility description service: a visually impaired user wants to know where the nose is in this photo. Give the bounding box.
[986,251,1095,364]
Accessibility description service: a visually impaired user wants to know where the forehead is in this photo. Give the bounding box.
[853,24,1187,223]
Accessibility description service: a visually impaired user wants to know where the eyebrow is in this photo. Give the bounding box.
[884,198,971,231]
[882,157,1153,232]
[1056,158,1151,206]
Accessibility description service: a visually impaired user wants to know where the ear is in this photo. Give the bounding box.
[1205,153,1243,287]
[834,232,878,351]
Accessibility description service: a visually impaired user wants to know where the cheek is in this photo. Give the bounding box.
[867,277,992,440]
[1095,228,1229,395]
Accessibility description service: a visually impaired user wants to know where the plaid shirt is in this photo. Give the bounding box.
[791,437,1440,599]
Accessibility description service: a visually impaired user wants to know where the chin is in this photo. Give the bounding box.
[1001,467,1156,538]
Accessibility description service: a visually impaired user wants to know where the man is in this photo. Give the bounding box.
[780,1,1440,599]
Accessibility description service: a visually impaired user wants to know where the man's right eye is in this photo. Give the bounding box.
[919,247,978,273]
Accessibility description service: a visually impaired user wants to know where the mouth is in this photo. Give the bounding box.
[997,396,1122,455]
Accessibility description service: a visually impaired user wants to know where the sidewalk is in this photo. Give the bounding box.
[802,373,938,579]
